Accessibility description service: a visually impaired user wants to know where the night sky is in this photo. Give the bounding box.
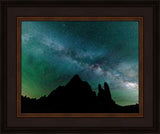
[21,21,139,106]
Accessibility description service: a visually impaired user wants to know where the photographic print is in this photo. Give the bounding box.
[2,0,159,133]
[17,17,143,117]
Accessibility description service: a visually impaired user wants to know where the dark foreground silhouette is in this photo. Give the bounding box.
[21,74,139,113]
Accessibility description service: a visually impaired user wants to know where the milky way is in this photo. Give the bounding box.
[21,21,139,106]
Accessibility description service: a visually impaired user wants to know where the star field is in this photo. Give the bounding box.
[21,21,139,106]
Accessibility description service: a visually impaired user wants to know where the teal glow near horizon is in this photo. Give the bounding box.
[21,21,139,106]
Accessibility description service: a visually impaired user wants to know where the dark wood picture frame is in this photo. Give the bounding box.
[17,16,143,118]
[0,0,159,133]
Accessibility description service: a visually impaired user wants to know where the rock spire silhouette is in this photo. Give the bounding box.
[21,74,139,113]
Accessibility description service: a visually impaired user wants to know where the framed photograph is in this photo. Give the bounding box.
[17,17,143,118]
[0,0,159,133]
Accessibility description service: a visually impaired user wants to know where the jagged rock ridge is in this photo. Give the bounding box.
[21,74,139,113]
